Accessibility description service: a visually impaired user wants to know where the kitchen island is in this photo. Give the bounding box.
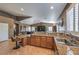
[30,34,57,50]
[15,34,58,54]
[14,32,79,55]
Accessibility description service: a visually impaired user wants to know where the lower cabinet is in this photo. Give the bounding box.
[35,36,41,46]
[21,35,56,50]
[46,37,53,49]
[21,37,27,46]
[40,36,47,48]
[31,35,36,46]
[27,37,30,45]
[21,37,30,46]
[30,35,55,49]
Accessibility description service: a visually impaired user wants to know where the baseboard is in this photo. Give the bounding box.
[0,40,8,43]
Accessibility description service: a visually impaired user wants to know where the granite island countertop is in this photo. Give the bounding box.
[54,37,79,55]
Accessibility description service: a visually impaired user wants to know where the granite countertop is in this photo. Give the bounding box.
[55,37,79,55]
[32,34,54,37]
[16,34,31,38]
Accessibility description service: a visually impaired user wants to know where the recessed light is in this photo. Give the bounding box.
[21,8,24,11]
[50,6,54,10]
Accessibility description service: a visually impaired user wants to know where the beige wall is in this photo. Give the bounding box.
[0,16,14,38]
[60,11,66,31]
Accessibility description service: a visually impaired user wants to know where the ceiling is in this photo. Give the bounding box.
[0,3,66,25]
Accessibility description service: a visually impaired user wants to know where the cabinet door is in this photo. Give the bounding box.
[35,36,40,46]
[52,38,57,51]
[21,37,27,46]
[31,36,36,46]
[46,37,53,49]
[40,36,47,48]
[27,37,30,45]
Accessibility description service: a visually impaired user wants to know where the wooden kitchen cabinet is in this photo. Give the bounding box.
[28,35,57,50]
[35,36,41,46]
[21,37,27,46]
[40,36,47,48]
[30,35,36,46]
[27,37,30,45]
[46,37,53,49]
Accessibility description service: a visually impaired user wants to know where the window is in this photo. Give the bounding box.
[66,4,79,32]
[26,26,31,31]
[75,4,78,32]
[48,27,52,33]
[32,27,35,32]
[66,7,74,31]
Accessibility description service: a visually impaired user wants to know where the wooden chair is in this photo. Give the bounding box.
[15,37,22,46]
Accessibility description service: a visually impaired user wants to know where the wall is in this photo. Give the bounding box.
[0,10,29,37]
[0,16,14,38]
[60,11,66,31]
